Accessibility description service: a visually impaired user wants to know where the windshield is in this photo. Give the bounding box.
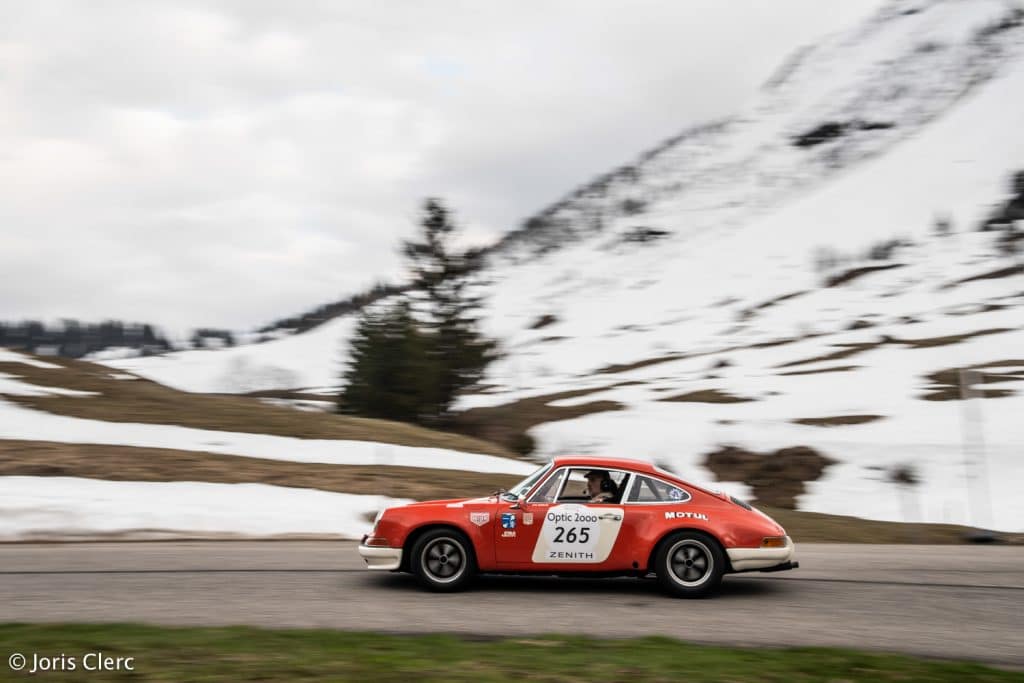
[506,463,552,498]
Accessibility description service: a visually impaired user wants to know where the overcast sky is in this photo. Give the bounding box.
[0,0,886,335]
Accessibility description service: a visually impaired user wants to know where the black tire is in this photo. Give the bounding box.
[410,529,476,592]
[654,531,725,598]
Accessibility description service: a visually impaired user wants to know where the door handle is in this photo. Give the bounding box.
[599,513,622,521]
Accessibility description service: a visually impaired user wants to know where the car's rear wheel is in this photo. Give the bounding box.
[411,529,476,592]
[655,531,725,598]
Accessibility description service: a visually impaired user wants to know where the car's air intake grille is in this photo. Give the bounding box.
[730,496,753,511]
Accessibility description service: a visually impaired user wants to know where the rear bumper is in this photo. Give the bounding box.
[726,536,797,572]
[358,543,403,571]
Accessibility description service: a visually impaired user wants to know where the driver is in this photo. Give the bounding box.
[585,470,616,503]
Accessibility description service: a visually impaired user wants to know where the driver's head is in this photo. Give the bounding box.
[585,470,611,496]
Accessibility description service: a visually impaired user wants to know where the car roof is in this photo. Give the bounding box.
[543,455,722,499]
[550,455,663,474]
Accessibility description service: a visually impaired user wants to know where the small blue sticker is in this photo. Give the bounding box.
[500,512,516,529]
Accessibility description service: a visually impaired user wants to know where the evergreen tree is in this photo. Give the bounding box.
[402,198,496,422]
[338,299,435,422]
[338,198,496,425]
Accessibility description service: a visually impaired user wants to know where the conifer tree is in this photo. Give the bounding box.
[402,198,496,422]
[338,299,434,422]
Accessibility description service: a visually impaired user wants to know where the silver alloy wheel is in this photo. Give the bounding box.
[666,538,714,587]
[421,537,466,584]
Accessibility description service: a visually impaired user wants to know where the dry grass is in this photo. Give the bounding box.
[453,386,625,454]
[0,440,520,500]
[658,388,755,404]
[759,505,1019,544]
[0,357,517,459]
[792,414,885,427]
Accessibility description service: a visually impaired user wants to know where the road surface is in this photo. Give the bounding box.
[1,542,1022,667]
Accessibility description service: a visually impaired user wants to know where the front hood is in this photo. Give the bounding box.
[401,496,495,509]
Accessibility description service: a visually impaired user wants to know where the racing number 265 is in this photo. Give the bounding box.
[553,526,590,543]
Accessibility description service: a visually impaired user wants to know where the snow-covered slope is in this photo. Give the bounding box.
[104,0,1024,530]
[106,314,355,394]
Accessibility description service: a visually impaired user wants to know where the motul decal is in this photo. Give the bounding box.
[665,511,709,521]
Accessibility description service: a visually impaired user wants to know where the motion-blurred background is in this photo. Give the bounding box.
[2,0,1022,542]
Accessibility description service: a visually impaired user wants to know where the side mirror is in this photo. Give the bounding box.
[510,495,528,510]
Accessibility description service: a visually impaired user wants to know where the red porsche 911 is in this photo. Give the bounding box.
[359,455,797,597]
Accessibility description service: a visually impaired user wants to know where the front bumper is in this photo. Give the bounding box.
[726,536,797,572]
[358,542,403,571]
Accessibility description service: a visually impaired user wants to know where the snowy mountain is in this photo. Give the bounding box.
[106,0,1024,531]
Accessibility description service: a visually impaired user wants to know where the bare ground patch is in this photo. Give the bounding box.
[658,389,756,404]
[0,357,517,460]
[453,386,626,455]
[776,341,883,368]
[737,290,807,321]
[944,264,1024,288]
[776,328,1014,368]
[919,360,1024,401]
[792,414,885,427]
[778,364,860,376]
[703,445,836,509]
[0,440,520,500]
[825,263,904,287]
[595,354,686,375]
[893,327,1015,349]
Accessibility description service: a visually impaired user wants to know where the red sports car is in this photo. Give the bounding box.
[358,455,797,597]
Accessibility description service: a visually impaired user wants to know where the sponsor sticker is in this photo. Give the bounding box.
[531,504,624,564]
[664,511,709,521]
[501,530,516,538]
[470,512,490,526]
[500,512,517,529]
[523,512,534,526]
[446,502,464,508]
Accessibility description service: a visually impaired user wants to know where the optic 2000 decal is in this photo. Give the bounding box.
[531,504,624,563]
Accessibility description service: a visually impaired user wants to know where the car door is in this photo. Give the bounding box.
[492,467,565,566]
[494,467,629,570]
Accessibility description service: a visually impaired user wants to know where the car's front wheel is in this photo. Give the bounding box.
[654,531,725,598]
[410,529,476,592]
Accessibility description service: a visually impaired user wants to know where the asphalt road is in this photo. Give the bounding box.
[2,542,1022,667]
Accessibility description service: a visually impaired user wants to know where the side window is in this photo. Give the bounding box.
[529,468,566,503]
[627,475,690,503]
[555,468,629,503]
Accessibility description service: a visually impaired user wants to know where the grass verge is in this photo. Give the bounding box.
[0,624,1019,682]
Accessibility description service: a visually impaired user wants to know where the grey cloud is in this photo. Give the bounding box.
[0,0,885,334]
